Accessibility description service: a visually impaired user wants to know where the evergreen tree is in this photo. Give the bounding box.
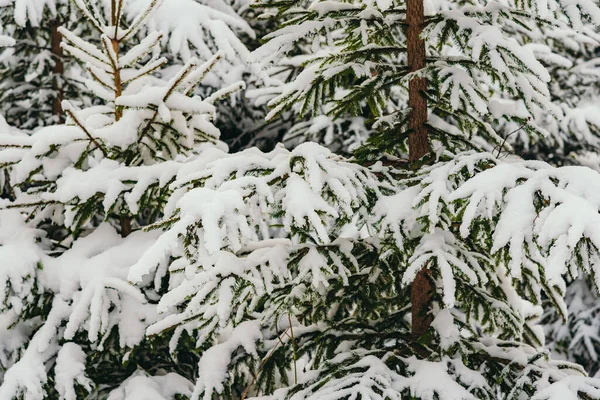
[2,0,600,399]
[0,0,90,128]
[523,28,600,166]
[463,10,600,377]
[246,25,376,155]
[543,277,600,378]
[0,0,243,397]
[526,23,600,377]
[130,0,600,397]
[0,0,268,141]
[248,0,600,376]
[125,0,282,152]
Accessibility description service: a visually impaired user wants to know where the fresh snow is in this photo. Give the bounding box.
[2,0,600,398]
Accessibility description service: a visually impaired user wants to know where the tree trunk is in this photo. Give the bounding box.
[120,215,132,237]
[111,39,123,121]
[111,35,130,237]
[407,0,428,161]
[50,19,64,123]
[406,0,434,339]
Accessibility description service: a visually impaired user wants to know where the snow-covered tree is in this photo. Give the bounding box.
[502,18,600,166]
[0,0,270,143]
[246,25,376,155]
[0,0,92,128]
[486,13,600,377]
[124,0,282,151]
[543,277,600,378]
[134,148,600,399]
[0,0,244,396]
[531,28,600,378]
[118,0,600,397]
[3,0,600,398]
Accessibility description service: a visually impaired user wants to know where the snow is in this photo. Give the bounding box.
[107,370,194,400]
[176,187,251,253]
[60,27,111,67]
[126,0,254,63]
[0,298,70,400]
[119,31,164,68]
[400,357,482,399]
[3,0,600,397]
[282,174,338,244]
[449,153,600,298]
[0,210,46,313]
[53,225,161,345]
[0,35,14,47]
[431,309,460,350]
[54,343,92,400]
[404,229,480,308]
[12,0,58,26]
[193,320,262,400]
[532,376,600,400]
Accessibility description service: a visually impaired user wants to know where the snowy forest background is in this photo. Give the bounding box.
[2,0,600,398]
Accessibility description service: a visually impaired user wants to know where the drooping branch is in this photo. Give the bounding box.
[63,105,108,157]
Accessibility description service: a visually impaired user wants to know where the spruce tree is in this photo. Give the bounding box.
[471,13,600,377]
[0,0,243,397]
[245,23,375,155]
[0,0,90,128]
[543,277,600,378]
[0,0,266,139]
[126,0,600,397]
[2,0,600,399]
[116,0,600,397]
[124,0,282,152]
[515,24,600,165]
[527,23,600,377]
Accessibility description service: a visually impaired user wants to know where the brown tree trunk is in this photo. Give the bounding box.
[110,36,131,237]
[411,266,433,338]
[50,19,64,123]
[407,0,428,162]
[406,0,434,339]
[120,215,132,237]
[111,39,123,121]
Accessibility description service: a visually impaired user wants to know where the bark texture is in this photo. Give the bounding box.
[407,0,428,162]
[406,0,434,339]
[110,37,131,237]
[111,38,123,121]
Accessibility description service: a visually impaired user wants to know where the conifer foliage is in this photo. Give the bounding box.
[0,0,92,129]
[0,0,243,397]
[1,0,600,399]
[527,21,600,378]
